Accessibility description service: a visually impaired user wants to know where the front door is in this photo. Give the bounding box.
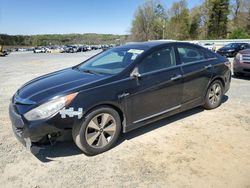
[126,46,183,125]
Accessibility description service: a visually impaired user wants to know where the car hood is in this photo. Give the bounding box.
[17,68,110,103]
[239,49,250,54]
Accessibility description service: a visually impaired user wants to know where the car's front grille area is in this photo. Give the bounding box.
[242,55,250,64]
[243,69,250,72]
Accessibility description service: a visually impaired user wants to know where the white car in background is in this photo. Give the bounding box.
[201,43,216,52]
[44,48,51,53]
[33,47,46,53]
[33,47,51,53]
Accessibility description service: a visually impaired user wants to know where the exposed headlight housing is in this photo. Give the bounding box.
[24,92,78,121]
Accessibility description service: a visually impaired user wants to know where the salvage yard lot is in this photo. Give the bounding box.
[0,51,250,188]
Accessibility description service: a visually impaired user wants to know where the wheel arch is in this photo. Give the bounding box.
[210,76,225,89]
[83,102,126,133]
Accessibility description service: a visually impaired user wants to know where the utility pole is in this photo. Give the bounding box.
[162,20,165,39]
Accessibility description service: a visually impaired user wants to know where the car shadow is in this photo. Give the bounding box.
[33,141,82,162]
[118,95,228,145]
[34,95,228,162]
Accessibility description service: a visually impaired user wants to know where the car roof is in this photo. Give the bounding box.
[121,41,192,50]
[228,42,248,45]
[125,41,173,47]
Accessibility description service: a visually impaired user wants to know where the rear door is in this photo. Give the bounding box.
[176,44,214,107]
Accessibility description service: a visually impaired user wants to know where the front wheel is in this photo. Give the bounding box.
[72,106,121,155]
[203,80,223,110]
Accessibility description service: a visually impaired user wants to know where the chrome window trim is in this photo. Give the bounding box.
[139,64,181,77]
[137,57,217,77]
[180,57,217,67]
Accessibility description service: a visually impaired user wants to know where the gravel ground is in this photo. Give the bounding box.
[0,51,250,188]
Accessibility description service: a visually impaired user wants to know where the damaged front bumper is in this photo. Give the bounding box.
[9,104,62,154]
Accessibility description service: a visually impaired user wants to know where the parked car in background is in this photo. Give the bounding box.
[217,43,250,57]
[9,41,231,155]
[0,45,10,57]
[44,48,52,53]
[202,43,216,52]
[233,49,250,77]
[13,48,27,52]
[63,45,78,53]
[86,45,92,51]
[17,48,27,52]
[33,47,46,53]
[76,45,88,52]
[48,46,64,53]
[27,48,35,52]
[91,45,99,50]
[102,44,112,51]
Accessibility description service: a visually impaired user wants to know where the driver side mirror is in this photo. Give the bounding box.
[130,67,141,79]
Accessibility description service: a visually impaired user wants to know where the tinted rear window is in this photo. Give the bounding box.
[204,49,217,59]
[177,46,206,64]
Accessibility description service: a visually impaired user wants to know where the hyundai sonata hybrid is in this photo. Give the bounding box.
[9,41,231,155]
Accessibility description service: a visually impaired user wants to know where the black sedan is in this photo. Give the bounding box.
[9,41,231,155]
[217,43,250,57]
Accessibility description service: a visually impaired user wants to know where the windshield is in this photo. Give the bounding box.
[224,43,240,48]
[77,47,145,75]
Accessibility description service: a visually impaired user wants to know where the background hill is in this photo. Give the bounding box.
[0,33,129,46]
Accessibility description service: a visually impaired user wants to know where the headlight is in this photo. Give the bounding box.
[227,49,234,52]
[236,53,243,61]
[24,92,78,121]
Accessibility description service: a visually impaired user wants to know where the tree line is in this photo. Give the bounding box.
[1,0,249,46]
[131,0,250,41]
[0,33,129,46]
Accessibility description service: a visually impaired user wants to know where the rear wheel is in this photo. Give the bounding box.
[203,80,223,110]
[72,106,121,155]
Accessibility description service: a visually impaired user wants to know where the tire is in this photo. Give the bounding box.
[203,80,223,110]
[72,106,121,155]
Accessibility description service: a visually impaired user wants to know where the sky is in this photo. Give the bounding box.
[0,0,202,35]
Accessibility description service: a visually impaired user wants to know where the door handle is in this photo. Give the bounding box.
[171,74,182,81]
[204,64,212,69]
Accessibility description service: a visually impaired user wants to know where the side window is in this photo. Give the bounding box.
[240,44,245,49]
[242,44,250,49]
[138,47,176,74]
[177,46,206,64]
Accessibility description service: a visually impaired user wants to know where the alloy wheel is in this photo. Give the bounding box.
[208,83,222,105]
[85,113,116,148]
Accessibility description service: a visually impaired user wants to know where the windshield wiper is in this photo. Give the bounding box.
[74,67,96,74]
[83,69,96,74]
[83,69,106,75]
[74,67,108,75]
